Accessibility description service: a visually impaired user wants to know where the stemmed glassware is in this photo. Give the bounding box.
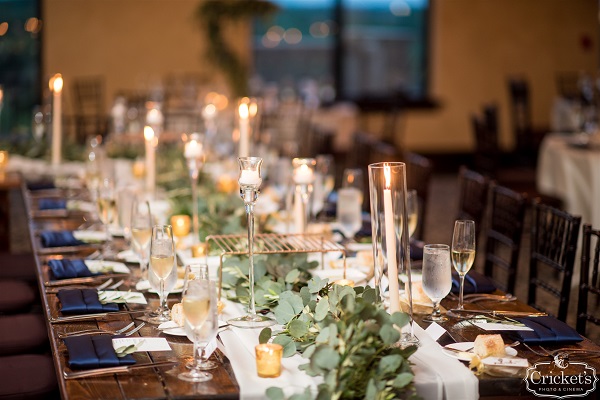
[228,157,275,328]
[312,154,335,219]
[181,264,218,372]
[343,168,364,206]
[148,224,177,324]
[130,197,152,282]
[178,279,218,382]
[421,244,452,322]
[96,177,116,259]
[406,190,418,239]
[448,220,476,315]
[336,187,362,243]
[184,133,205,244]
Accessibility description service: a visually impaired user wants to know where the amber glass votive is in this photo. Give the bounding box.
[132,159,145,179]
[171,215,191,239]
[191,242,208,258]
[334,279,355,287]
[0,150,8,170]
[255,343,283,378]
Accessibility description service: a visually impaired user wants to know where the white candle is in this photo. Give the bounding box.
[144,126,155,194]
[293,191,305,233]
[383,165,400,314]
[293,164,314,184]
[239,169,261,186]
[184,138,203,159]
[238,103,250,158]
[51,74,63,167]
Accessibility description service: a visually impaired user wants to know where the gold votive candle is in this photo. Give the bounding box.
[170,215,191,238]
[132,159,145,179]
[191,242,208,258]
[0,150,8,170]
[334,279,355,287]
[255,343,283,378]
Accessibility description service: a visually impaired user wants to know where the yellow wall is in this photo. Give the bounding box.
[43,0,598,153]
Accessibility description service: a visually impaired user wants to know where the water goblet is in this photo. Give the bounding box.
[336,187,362,242]
[178,279,218,382]
[96,177,116,259]
[342,168,364,206]
[130,196,152,282]
[448,220,476,316]
[148,224,176,324]
[421,244,452,322]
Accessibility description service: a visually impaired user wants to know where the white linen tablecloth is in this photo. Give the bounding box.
[217,299,478,400]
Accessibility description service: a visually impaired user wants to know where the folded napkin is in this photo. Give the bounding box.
[38,199,67,210]
[48,259,95,280]
[57,289,120,315]
[63,334,136,369]
[451,270,496,294]
[512,316,583,345]
[40,230,86,248]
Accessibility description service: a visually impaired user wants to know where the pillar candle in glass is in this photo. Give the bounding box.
[291,158,316,234]
[50,74,63,167]
[144,126,156,195]
[255,343,283,378]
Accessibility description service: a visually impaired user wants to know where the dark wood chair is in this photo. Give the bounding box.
[482,183,527,294]
[471,104,499,177]
[528,200,581,321]
[71,76,108,142]
[577,224,600,335]
[404,152,433,241]
[456,166,490,239]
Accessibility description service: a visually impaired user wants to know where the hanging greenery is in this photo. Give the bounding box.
[196,0,278,98]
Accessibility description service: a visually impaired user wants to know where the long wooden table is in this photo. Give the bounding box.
[22,182,600,399]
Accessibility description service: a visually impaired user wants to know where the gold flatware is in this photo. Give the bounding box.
[44,274,126,287]
[50,310,146,324]
[63,360,177,379]
[448,309,547,318]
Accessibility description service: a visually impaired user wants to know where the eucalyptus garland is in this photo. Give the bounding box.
[195,0,279,97]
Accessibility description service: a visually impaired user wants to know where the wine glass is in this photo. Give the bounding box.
[449,220,476,314]
[148,224,176,324]
[336,187,362,242]
[312,154,335,219]
[406,189,418,239]
[342,168,364,206]
[96,177,116,259]
[181,264,218,371]
[178,279,218,382]
[421,244,452,322]
[130,197,152,282]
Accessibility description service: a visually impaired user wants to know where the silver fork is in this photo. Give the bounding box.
[58,322,145,338]
[523,342,600,358]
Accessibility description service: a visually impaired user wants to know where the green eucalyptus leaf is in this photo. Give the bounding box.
[393,372,414,388]
[314,296,329,322]
[378,354,403,374]
[308,276,328,294]
[361,286,377,304]
[274,300,297,324]
[265,387,285,400]
[365,378,378,400]
[273,335,297,358]
[299,286,311,306]
[379,324,400,345]
[390,311,410,328]
[259,328,272,344]
[312,346,339,370]
[288,320,309,339]
[285,268,301,283]
[315,326,330,344]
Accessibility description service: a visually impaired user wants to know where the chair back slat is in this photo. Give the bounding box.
[529,201,581,321]
[457,166,489,239]
[577,224,600,334]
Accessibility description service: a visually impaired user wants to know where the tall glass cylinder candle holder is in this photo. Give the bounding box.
[184,133,205,244]
[292,158,316,234]
[228,157,275,328]
[368,162,418,346]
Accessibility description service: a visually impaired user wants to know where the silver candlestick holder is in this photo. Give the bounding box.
[184,133,205,244]
[292,158,316,234]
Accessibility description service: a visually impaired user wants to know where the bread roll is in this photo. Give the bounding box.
[474,334,505,358]
[171,303,185,327]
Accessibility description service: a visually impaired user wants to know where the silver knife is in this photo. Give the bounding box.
[50,310,146,323]
[44,274,126,287]
[63,360,177,379]
[448,309,547,318]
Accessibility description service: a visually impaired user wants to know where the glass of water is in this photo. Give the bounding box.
[336,187,363,242]
[421,244,452,322]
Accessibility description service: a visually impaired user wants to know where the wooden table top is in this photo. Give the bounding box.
[22,184,600,400]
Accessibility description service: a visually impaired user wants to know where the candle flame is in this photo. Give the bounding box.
[384,164,391,189]
[50,74,63,93]
[144,126,154,141]
[239,103,249,119]
[249,102,258,117]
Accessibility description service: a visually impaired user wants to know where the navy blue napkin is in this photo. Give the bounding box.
[63,334,136,369]
[57,289,119,315]
[40,230,86,248]
[38,198,67,210]
[512,316,583,345]
[48,259,95,280]
[451,270,496,294]
[27,181,56,191]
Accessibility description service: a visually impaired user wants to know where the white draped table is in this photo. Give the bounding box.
[217,300,478,400]
[537,133,600,227]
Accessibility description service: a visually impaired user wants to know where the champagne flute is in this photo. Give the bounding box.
[148,224,176,324]
[96,177,116,259]
[182,264,217,371]
[421,244,452,322]
[130,197,152,282]
[449,220,476,314]
[406,189,418,239]
[312,154,335,219]
[178,279,217,382]
[336,187,362,242]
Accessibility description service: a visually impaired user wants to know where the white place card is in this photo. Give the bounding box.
[482,357,529,368]
[66,200,95,213]
[425,322,448,342]
[85,260,130,274]
[471,321,533,331]
[112,337,171,352]
[98,290,147,304]
[117,249,140,263]
[73,230,106,243]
